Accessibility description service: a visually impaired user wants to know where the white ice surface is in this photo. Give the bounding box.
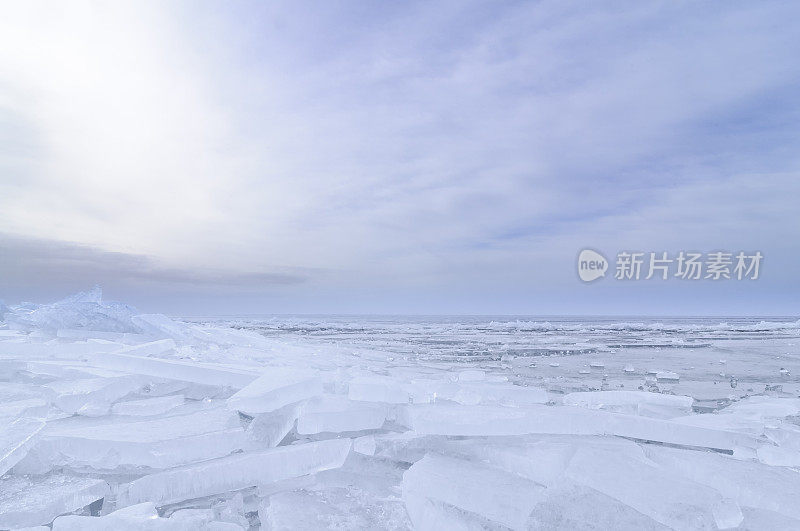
[117,438,352,506]
[227,367,322,415]
[0,474,109,529]
[3,294,800,529]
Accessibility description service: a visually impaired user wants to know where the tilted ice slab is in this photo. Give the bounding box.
[347,376,410,404]
[52,501,239,530]
[130,314,202,343]
[0,339,122,361]
[18,408,245,472]
[45,375,147,416]
[562,390,694,419]
[227,367,322,415]
[117,438,352,507]
[297,395,387,435]
[721,395,800,420]
[1,417,45,475]
[565,446,743,529]
[85,352,259,389]
[246,402,302,447]
[404,404,760,452]
[0,397,49,421]
[408,378,548,407]
[644,445,800,521]
[114,338,177,357]
[111,395,185,417]
[403,453,545,530]
[0,474,109,529]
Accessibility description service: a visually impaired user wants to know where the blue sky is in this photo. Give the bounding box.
[0,1,798,315]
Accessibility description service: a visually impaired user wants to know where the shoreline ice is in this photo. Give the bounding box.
[0,288,799,529]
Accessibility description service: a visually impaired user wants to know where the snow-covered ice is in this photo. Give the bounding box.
[2,290,800,529]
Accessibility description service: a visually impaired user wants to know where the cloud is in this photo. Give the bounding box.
[0,1,798,312]
[0,233,306,305]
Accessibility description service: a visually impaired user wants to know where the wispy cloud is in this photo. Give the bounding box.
[0,1,798,313]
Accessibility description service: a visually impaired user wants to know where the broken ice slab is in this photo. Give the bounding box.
[263,482,410,530]
[757,444,800,467]
[440,437,640,488]
[45,375,147,416]
[347,376,410,404]
[18,407,245,472]
[117,438,352,507]
[456,383,548,407]
[1,417,45,475]
[655,371,680,383]
[403,453,544,530]
[456,369,485,381]
[51,501,238,530]
[722,395,800,419]
[111,395,185,417]
[246,402,302,447]
[227,367,322,415]
[296,395,386,435]
[404,403,760,452]
[0,340,122,360]
[0,397,49,421]
[670,413,767,436]
[565,446,742,530]
[130,313,198,342]
[562,390,693,419]
[55,328,132,341]
[643,444,800,521]
[353,435,377,455]
[114,338,177,357]
[85,351,259,388]
[0,474,109,529]
[408,378,548,407]
[529,482,669,530]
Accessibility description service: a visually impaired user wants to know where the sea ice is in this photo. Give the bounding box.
[117,439,352,506]
[347,376,410,404]
[87,352,258,389]
[0,417,45,475]
[565,446,742,529]
[110,395,185,417]
[405,403,759,451]
[115,338,177,357]
[130,314,197,342]
[51,501,239,530]
[403,453,544,529]
[0,474,109,529]
[245,402,302,447]
[17,408,245,472]
[3,287,139,334]
[656,371,680,382]
[643,445,800,521]
[227,367,322,415]
[563,390,693,418]
[297,395,387,434]
[45,375,147,416]
[353,435,377,455]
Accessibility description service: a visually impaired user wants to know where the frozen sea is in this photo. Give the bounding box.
[2,291,800,530]
[194,314,800,406]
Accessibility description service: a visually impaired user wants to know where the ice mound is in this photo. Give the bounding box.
[4,286,140,334]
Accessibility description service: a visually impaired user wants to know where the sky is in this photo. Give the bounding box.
[0,0,799,315]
